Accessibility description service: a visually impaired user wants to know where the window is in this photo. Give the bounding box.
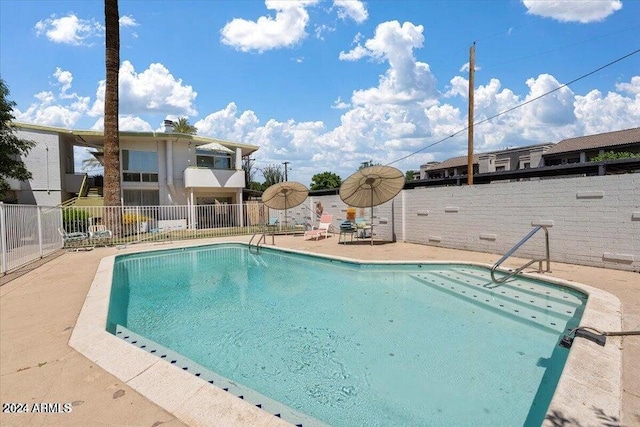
[122,150,158,182]
[567,157,580,164]
[196,153,232,169]
[496,166,506,172]
[546,158,562,166]
[123,189,159,206]
[522,162,530,169]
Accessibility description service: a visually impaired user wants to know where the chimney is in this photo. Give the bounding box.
[163,119,174,133]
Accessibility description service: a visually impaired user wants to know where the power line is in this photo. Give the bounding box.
[387,48,640,167]
[481,25,640,71]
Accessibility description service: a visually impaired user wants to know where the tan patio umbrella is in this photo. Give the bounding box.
[261,181,309,231]
[339,165,405,244]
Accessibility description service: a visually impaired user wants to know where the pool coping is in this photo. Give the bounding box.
[69,241,623,427]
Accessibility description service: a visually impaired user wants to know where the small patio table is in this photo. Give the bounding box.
[339,228,358,244]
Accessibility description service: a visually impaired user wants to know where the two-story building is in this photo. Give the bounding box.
[7,121,258,207]
[420,143,554,180]
[542,127,640,166]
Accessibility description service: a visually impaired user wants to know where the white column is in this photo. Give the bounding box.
[235,148,242,170]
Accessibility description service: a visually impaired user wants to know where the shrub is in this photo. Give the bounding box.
[590,151,640,162]
[62,207,91,232]
[122,213,150,225]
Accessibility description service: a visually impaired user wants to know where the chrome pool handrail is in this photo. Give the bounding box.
[490,225,551,284]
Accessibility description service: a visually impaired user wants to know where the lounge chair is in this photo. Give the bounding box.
[88,225,113,245]
[304,214,333,240]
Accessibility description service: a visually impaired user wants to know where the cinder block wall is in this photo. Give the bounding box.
[306,174,639,271]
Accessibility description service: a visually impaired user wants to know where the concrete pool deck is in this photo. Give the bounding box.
[1,235,638,426]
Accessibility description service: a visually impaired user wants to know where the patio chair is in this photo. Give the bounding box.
[304,214,333,240]
[355,217,372,239]
[265,217,279,234]
[58,228,91,251]
[88,224,113,246]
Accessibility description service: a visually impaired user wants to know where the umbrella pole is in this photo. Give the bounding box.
[370,187,374,246]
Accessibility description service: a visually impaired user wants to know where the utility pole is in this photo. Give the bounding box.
[283,161,290,181]
[468,41,475,186]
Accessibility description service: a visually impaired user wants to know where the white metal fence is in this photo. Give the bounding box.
[58,202,316,247]
[0,203,63,275]
[1,201,322,276]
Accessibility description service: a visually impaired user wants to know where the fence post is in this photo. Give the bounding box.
[0,203,6,275]
[136,205,141,243]
[37,206,44,258]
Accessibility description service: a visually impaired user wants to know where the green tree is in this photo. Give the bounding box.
[261,164,284,187]
[0,78,35,198]
[249,181,265,191]
[243,156,256,189]
[591,151,640,161]
[172,117,197,134]
[103,0,121,207]
[310,171,342,190]
[405,170,417,181]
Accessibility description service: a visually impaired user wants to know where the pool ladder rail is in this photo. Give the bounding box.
[490,225,551,284]
[249,226,275,252]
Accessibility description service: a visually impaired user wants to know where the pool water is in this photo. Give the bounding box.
[108,244,586,426]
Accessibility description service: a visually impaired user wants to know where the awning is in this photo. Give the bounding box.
[195,142,234,154]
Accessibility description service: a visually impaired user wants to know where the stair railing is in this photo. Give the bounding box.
[78,174,89,198]
[490,225,551,284]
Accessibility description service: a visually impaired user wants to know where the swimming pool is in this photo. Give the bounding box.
[107,243,586,426]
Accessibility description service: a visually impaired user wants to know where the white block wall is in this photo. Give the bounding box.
[13,129,64,206]
[281,194,397,242]
[307,174,640,271]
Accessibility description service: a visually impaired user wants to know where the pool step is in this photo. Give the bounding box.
[425,269,582,319]
[249,252,268,267]
[114,325,325,427]
[452,266,584,307]
[410,271,584,334]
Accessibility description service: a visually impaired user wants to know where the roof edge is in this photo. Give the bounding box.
[13,121,259,151]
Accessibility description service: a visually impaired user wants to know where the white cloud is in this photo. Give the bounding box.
[444,75,468,98]
[522,0,622,23]
[195,103,260,142]
[459,62,481,73]
[34,13,103,46]
[220,0,319,53]
[119,15,138,27]
[340,21,438,106]
[89,61,198,117]
[53,67,74,97]
[331,97,350,109]
[616,76,640,96]
[333,0,368,23]
[314,23,336,40]
[574,79,640,134]
[520,74,576,126]
[15,102,86,128]
[91,115,153,132]
[14,69,89,127]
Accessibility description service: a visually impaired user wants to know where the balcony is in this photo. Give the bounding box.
[183,166,245,189]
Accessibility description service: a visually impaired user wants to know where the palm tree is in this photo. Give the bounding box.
[172,117,197,134]
[103,0,120,207]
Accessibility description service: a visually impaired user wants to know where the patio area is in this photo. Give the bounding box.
[1,234,638,426]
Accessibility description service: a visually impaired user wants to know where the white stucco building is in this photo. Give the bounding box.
[7,122,259,207]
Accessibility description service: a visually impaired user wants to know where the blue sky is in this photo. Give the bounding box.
[1,0,639,186]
